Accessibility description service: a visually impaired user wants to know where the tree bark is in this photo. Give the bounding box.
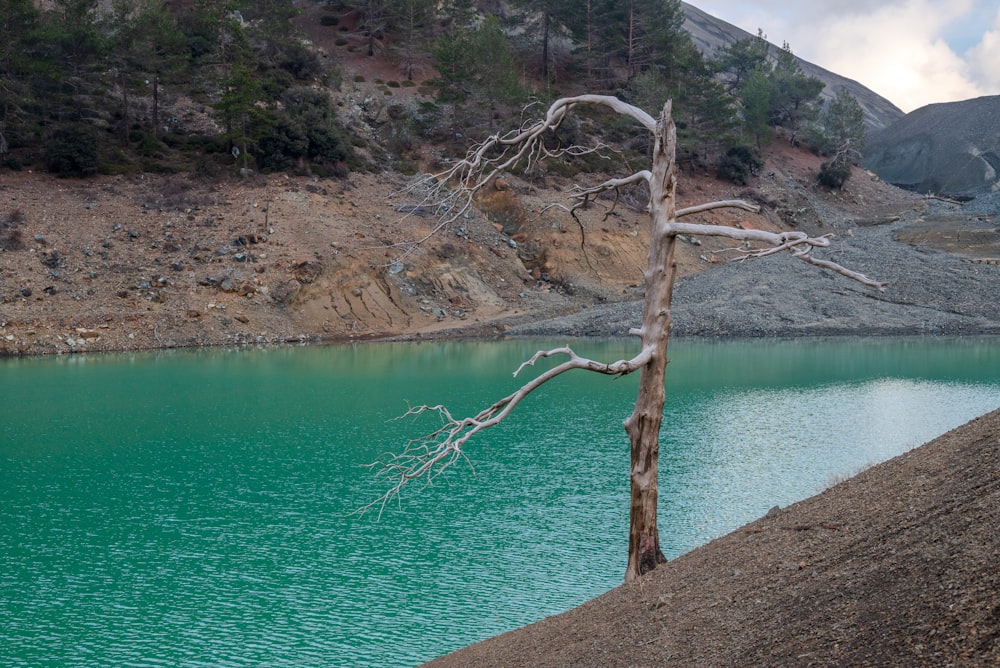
[623,102,677,582]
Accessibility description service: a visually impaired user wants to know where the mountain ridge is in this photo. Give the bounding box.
[864,94,1000,198]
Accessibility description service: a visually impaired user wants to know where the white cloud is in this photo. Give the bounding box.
[966,8,1000,93]
[697,0,997,112]
[804,2,983,112]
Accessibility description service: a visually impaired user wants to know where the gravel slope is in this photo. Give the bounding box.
[509,200,1000,339]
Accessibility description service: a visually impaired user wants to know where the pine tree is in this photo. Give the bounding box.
[768,43,823,142]
[214,19,270,172]
[393,0,436,81]
[712,30,770,94]
[0,0,42,159]
[741,64,773,149]
[813,88,866,188]
[431,17,522,127]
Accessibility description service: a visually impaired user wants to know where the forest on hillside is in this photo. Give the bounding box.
[0,0,865,187]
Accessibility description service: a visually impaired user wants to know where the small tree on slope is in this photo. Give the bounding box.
[367,96,884,583]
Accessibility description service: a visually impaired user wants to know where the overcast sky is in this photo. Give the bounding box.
[698,0,1000,113]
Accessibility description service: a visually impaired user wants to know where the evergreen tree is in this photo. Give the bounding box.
[45,0,107,122]
[768,43,823,142]
[813,89,866,188]
[741,64,773,149]
[0,0,42,161]
[431,30,476,103]
[712,29,770,94]
[473,16,523,112]
[393,0,436,81]
[259,87,353,173]
[214,19,271,171]
[508,0,575,83]
[107,0,187,144]
[577,0,686,91]
[431,17,523,127]
[628,39,735,168]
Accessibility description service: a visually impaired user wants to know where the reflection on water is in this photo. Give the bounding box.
[2,337,999,667]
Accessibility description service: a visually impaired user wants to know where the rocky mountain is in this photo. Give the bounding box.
[864,95,1000,199]
[681,2,905,133]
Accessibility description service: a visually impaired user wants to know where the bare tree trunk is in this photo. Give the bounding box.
[152,75,159,138]
[623,102,676,582]
[367,95,884,582]
[541,11,550,81]
[627,0,636,79]
[585,0,593,85]
[120,69,130,146]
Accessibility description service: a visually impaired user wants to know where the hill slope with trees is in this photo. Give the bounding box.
[1,0,874,183]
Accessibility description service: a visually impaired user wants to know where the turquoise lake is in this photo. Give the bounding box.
[2,337,999,666]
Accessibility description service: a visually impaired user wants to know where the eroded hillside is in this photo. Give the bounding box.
[0,137,921,356]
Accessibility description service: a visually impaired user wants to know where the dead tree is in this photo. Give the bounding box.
[368,96,883,583]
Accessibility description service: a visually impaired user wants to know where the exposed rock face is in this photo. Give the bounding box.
[681,2,904,132]
[864,95,1000,198]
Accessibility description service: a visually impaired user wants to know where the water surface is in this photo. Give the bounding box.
[2,337,999,666]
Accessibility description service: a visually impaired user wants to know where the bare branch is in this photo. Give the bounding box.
[677,200,761,217]
[363,345,655,516]
[668,221,886,290]
[386,96,658,254]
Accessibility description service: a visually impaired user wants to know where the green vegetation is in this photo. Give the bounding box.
[0,0,356,177]
[0,0,850,183]
[811,89,867,189]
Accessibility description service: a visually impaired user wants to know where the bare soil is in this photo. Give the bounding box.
[0,139,925,356]
[425,407,1000,667]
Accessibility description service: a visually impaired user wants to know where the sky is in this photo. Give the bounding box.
[699,0,1000,113]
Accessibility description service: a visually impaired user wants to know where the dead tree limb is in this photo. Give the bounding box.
[369,96,883,582]
[362,346,653,518]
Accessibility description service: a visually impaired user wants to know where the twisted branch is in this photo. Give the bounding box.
[389,96,657,256]
[362,345,654,516]
[367,95,884,520]
[666,222,885,289]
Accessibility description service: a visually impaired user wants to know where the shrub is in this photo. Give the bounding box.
[257,87,355,174]
[818,160,851,189]
[716,145,762,185]
[45,125,100,177]
[320,15,339,26]
[274,42,323,81]
[262,69,295,99]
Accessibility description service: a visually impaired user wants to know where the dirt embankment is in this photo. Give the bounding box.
[0,170,543,356]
